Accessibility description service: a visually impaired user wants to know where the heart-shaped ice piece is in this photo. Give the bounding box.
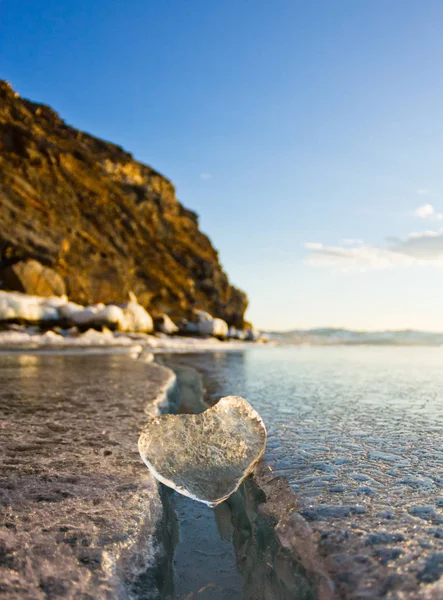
[138,396,266,507]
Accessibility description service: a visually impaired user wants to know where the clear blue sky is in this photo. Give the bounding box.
[2,0,443,331]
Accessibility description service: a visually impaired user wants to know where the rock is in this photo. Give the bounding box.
[0,259,66,297]
[58,302,128,331]
[67,303,107,326]
[66,295,153,333]
[0,80,248,327]
[0,289,153,333]
[57,300,85,321]
[199,318,228,338]
[245,326,261,341]
[0,290,62,321]
[228,326,246,340]
[178,319,199,335]
[154,313,179,335]
[118,292,153,333]
[138,396,267,506]
[58,301,127,330]
[195,309,229,339]
[58,293,153,333]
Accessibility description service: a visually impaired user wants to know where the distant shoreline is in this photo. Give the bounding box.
[0,328,271,353]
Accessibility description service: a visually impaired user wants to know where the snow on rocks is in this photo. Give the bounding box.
[0,291,64,322]
[0,291,264,347]
[0,328,266,352]
[154,313,179,335]
[0,327,145,350]
[245,326,261,341]
[119,292,154,333]
[228,326,246,340]
[178,319,199,335]
[194,309,228,339]
[0,290,153,332]
[58,300,86,321]
[68,303,112,327]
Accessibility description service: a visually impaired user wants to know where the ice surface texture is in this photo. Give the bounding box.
[0,353,178,599]
[174,348,443,599]
[138,396,267,506]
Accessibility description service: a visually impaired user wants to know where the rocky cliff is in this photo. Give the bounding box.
[0,81,248,328]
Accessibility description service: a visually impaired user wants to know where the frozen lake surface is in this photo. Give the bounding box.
[170,346,443,598]
[3,345,443,598]
[0,352,177,599]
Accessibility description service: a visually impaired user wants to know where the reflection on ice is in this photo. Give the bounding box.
[138,396,266,507]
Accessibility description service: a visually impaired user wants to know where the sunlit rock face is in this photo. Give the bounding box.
[138,396,267,507]
[0,80,248,328]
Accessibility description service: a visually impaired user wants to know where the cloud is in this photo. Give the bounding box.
[305,230,443,271]
[417,188,430,196]
[200,173,212,180]
[391,228,443,259]
[415,203,435,218]
[414,204,443,220]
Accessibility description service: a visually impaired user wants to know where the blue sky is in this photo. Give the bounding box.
[2,0,443,330]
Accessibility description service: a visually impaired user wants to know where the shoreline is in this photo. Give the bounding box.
[0,327,271,354]
[4,326,443,352]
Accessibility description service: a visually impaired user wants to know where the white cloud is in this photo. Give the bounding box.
[391,228,443,258]
[305,228,443,271]
[305,243,409,271]
[414,203,443,220]
[415,203,435,218]
[200,173,212,180]
[417,188,430,196]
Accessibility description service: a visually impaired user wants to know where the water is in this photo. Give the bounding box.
[172,493,244,600]
[170,346,443,598]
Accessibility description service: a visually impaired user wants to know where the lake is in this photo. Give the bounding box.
[170,345,443,598]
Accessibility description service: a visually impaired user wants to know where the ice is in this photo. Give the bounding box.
[138,396,267,507]
[119,292,154,332]
[155,313,179,334]
[0,352,177,599]
[0,327,142,348]
[194,309,229,338]
[0,290,153,332]
[0,290,64,321]
[0,327,269,352]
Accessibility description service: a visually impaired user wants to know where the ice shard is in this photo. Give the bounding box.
[138,396,267,507]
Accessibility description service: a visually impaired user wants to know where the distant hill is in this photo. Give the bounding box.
[0,81,247,327]
[267,328,443,346]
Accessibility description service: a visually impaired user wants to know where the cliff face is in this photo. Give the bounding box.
[0,81,247,327]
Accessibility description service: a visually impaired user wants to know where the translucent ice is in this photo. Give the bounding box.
[138,396,267,506]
